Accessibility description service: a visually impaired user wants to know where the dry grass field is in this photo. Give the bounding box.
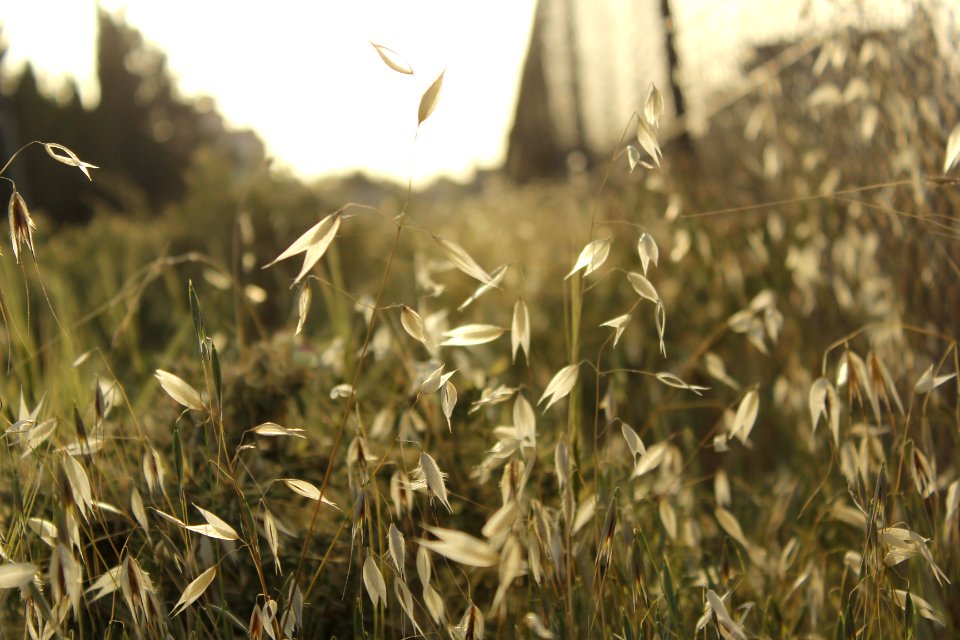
[0,13,958,639]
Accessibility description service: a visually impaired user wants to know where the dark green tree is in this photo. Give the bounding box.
[1,61,93,223]
[87,8,208,213]
[1,11,257,224]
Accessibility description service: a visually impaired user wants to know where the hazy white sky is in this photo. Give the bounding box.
[1,1,537,185]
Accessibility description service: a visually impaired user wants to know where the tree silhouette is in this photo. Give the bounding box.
[1,59,93,223]
[86,9,209,215]
[0,11,260,224]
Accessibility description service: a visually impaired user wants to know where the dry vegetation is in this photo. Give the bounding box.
[0,12,958,640]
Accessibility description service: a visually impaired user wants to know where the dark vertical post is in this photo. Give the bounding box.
[659,0,686,120]
[659,0,695,160]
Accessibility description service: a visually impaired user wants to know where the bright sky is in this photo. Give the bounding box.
[1,1,537,186]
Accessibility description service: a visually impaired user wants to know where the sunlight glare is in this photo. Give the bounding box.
[1,1,537,185]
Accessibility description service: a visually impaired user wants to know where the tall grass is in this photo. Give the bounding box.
[0,15,958,639]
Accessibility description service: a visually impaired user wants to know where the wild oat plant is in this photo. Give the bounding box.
[0,25,959,640]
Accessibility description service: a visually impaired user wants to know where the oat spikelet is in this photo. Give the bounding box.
[8,191,35,263]
[0,563,38,589]
[455,602,484,640]
[43,142,98,179]
[362,554,388,609]
[419,451,452,513]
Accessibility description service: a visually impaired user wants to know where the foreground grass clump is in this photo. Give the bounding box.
[0,21,959,640]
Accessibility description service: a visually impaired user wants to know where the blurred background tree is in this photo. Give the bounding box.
[0,10,264,224]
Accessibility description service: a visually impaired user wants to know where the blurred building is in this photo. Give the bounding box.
[507,0,959,180]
